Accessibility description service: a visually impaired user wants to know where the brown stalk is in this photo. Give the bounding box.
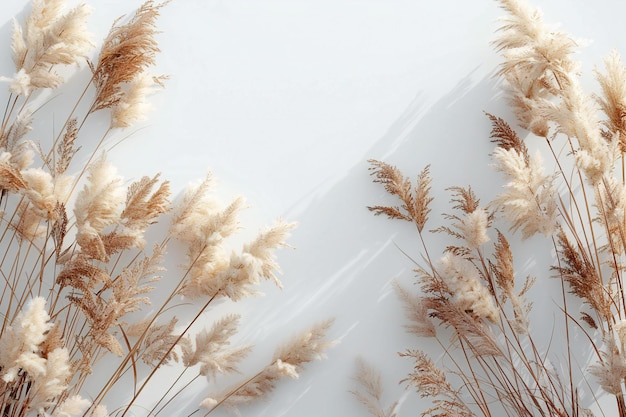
[149,368,196,416]
[87,236,204,410]
[117,293,217,417]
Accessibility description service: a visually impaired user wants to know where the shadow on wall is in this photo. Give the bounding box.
[230,66,604,415]
[224,70,514,416]
[279,70,507,327]
[156,66,602,416]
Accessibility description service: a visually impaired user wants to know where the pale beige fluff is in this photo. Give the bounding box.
[591,335,626,396]
[438,252,498,322]
[351,357,399,417]
[596,175,626,254]
[0,297,52,382]
[181,315,252,379]
[10,142,35,170]
[496,0,578,137]
[394,282,436,337]
[170,176,243,246]
[181,250,230,298]
[182,315,240,369]
[7,0,93,95]
[182,221,295,300]
[21,168,73,219]
[171,176,259,298]
[2,109,33,153]
[214,251,265,301]
[51,395,91,417]
[455,208,490,250]
[75,157,124,232]
[111,70,157,128]
[14,351,46,379]
[16,202,48,240]
[548,81,616,185]
[615,320,626,351]
[492,147,558,238]
[90,405,110,417]
[74,156,125,258]
[596,50,626,148]
[203,320,335,411]
[30,347,72,412]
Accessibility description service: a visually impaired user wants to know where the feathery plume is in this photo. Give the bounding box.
[171,176,246,298]
[547,80,616,185]
[55,118,80,176]
[211,220,295,300]
[51,395,91,417]
[29,347,72,412]
[553,230,611,320]
[368,160,433,232]
[490,230,532,333]
[590,335,626,396]
[0,297,52,383]
[495,0,578,136]
[0,159,26,192]
[21,168,73,220]
[111,71,165,128]
[400,350,475,417]
[5,0,93,95]
[74,156,125,261]
[351,357,398,417]
[488,113,558,238]
[91,1,166,113]
[596,50,626,150]
[170,174,240,245]
[487,112,529,163]
[437,252,498,322]
[0,109,33,153]
[394,281,436,337]
[596,175,626,255]
[495,0,577,85]
[454,207,490,250]
[491,146,558,238]
[434,186,491,251]
[118,173,171,248]
[134,317,181,366]
[181,315,252,379]
[205,319,335,411]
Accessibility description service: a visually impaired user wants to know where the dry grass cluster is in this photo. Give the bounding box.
[362,0,626,416]
[0,1,334,416]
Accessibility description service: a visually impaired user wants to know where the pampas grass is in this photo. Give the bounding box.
[363,0,626,415]
[0,1,334,416]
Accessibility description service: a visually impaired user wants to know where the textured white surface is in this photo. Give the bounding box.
[2,0,625,415]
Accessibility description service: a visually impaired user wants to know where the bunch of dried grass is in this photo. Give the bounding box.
[362,0,626,415]
[0,1,334,416]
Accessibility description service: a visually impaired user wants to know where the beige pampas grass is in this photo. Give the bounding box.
[489,116,558,238]
[368,160,432,232]
[7,0,93,95]
[90,0,165,117]
[181,314,252,379]
[204,319,335,412]
[351,357,398,417]
[596,50,626,151]
[0,1,334,416]
[364,0,626,415]
[399,350,474,417]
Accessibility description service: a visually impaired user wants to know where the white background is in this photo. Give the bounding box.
[2,0,625,416]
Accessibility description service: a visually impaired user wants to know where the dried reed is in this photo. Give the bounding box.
[0,1,334,416]
[362,0,626,415]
